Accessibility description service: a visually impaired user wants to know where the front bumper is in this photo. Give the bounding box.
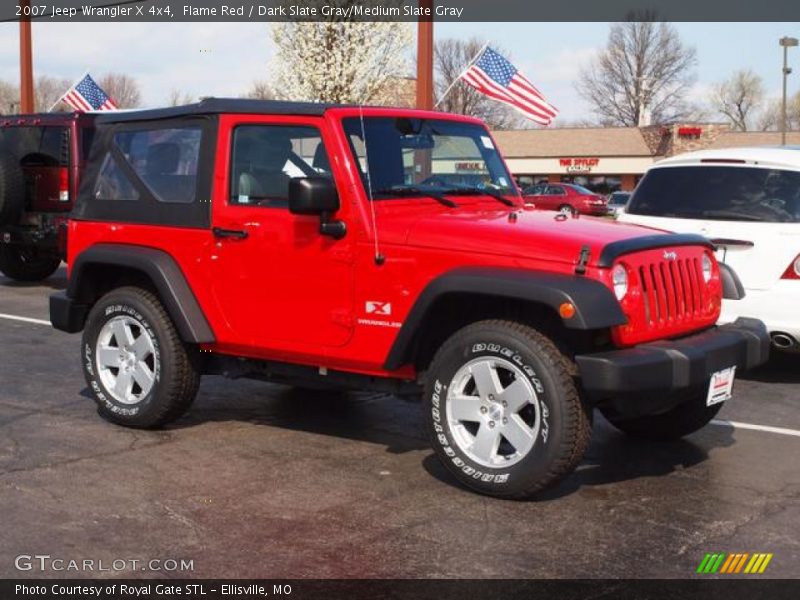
[575,318,769,413]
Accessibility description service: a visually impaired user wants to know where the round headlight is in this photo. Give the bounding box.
[702,254,713,283]
[612,264,628,300]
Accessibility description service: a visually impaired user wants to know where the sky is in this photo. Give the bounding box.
[0,21,798,122]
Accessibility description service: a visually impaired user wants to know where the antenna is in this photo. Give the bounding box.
[359,105,385,266]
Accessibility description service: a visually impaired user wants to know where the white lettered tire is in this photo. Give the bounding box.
[424,320,592,499]
[81,286,200,429]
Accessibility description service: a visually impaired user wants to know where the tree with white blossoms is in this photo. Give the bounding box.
[270,15,412,104]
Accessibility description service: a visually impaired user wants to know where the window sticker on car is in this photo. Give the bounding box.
[238,195,250,204]
[480,135,494,150]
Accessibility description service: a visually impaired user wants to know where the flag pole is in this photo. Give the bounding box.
[49,69,89,112]
[434,42,489,109]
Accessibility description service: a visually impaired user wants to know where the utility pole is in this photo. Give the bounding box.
[19,0,35,113]
[415,0,434,110]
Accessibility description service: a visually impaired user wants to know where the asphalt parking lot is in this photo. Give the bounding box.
[1,267,798,579]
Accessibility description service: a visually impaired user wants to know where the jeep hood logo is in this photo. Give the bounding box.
[663,250,678,260]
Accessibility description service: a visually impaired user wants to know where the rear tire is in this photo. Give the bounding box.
[82,286,200,429]
[558,204,576,216]
[600,393,722,441]
[423,320,592,499]
[0,244,61,282]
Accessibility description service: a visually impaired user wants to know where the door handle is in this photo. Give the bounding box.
[212,227,248,240]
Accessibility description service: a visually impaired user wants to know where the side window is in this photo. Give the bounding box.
[94,153,139,201]
[114,127,202,204]
[548,185,566,195]
[525,184,545,196]
[230,125,331,207]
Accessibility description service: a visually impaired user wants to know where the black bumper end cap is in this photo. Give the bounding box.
[49,291,87,334]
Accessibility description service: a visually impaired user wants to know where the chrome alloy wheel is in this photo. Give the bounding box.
[96,315,157,404]
[446,357,540,468]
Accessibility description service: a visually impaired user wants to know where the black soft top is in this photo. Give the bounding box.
[95,97,344,124]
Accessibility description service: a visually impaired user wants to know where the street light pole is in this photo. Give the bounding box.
[780,36,798,146]
[19,0,35,113]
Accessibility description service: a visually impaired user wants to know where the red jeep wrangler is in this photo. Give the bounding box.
[0,112,95,280]
[50,99,769,498]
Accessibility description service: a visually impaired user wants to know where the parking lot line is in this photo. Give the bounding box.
[0,312,51,326]
[710,419,800,438]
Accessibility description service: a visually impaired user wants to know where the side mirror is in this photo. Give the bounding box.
[288,177,346,240]
[289,177,340,215]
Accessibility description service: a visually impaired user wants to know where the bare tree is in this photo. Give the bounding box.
[755,99,781,131]
[98,73,142,108]
[790,91,800,130]
[167,89,194,106]
[434,37,527,129]
[35,75,73,112]
[244,81,274,100]
[270,16,412,103]
[710,69,764,131]
[577,18,697,126]
[0,80,19,114]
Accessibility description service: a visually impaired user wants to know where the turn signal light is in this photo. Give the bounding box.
[559,302,576,319]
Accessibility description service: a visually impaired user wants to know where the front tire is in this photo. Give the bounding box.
[600,392,723,441]
[82,286,200,429]
[0,244,61,282]
[423,320,592,499]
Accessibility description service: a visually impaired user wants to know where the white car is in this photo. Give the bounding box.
[619,146,800,352]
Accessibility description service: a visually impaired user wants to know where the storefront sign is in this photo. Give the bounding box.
[455,162,482,171]
[678,127,703,137]
[559,157,599,173]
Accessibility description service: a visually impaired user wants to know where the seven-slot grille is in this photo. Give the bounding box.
[638,256,705,327]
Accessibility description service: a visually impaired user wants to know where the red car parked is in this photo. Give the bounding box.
[524,183,608,216]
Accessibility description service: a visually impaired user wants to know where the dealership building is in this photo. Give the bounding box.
[492,123,800,193]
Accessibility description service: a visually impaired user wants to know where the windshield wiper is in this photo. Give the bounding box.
[700,210,769,222]
[439,184,516,207]
[374,186,458,208]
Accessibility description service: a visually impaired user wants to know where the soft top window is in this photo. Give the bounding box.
[74,115,216,229]
[114,127,202,204]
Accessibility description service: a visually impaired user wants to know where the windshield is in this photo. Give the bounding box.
[609,192,630,206]
[628,166,800,223]
[342,117,517,199]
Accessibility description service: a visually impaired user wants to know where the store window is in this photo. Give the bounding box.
[516,175,549,192]
[561,175,621,195]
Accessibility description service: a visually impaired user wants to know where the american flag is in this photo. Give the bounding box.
[461,47,558,126]
[61,74,118,112]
